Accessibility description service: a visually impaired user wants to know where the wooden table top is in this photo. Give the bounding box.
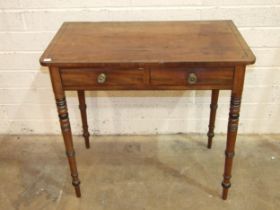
[40,21,255,67]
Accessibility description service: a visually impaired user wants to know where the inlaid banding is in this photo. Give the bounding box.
[72,180,81,187]
[230,97,241,106]
[56,98,66,106]
[61,123,71,131]
[229,113,239,119]
[221,182,231,189]
[207,132,214,138]
[66,150,75,157]
[229,124,238,132]
[210,104,218,109]
[223,175,232,180]
[59,113,69,120]
[225,151,235,158]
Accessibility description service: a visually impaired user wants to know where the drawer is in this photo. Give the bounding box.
[150,67,234,89]
[60,68,147,89]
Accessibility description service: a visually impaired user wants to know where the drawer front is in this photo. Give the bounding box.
[60,68,147,89]
[150,67,234,89]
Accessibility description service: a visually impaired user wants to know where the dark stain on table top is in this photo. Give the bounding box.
[40,21,256,67]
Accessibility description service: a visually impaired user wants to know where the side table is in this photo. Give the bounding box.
[40,21,255,200]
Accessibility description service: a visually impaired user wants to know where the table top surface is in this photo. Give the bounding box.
[40,21,255,67]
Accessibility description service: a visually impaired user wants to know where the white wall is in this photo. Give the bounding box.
[1,0,280,134]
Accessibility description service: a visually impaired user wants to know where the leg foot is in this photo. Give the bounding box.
[222,188,229,200]
[72,179,81,197]
[75,187,81,197]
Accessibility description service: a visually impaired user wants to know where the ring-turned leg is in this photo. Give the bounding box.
[207,90,219,149]
[56,97,81,197]
[222,66,245,200]
[78,90,90,149]
[49,67,81,197]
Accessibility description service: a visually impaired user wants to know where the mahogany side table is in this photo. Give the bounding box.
[40,21,255,200]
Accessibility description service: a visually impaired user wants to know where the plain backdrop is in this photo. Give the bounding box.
[0,0,280,134]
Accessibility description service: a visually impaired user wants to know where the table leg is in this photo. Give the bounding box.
[222,66,245,200]
[49,67,81,197]
[78,90,90,149]
[207,90,219,149]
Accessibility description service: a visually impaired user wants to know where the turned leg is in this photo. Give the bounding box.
[56,97,81,197]
[49,67,81,197]
[207,90,219,149]
[222,66,245,200]
[78,90,90,149]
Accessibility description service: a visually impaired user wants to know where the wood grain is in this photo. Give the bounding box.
[41,20,256,200]
[40,21,255,67]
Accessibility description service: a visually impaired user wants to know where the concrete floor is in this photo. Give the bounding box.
[0,134,280,210]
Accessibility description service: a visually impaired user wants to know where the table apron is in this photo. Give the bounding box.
[60,67,234,91]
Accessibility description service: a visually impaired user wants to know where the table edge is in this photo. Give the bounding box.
[40,20,256,67]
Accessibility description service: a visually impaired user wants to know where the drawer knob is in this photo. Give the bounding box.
[188,73,197,84]
[97,73,106,84]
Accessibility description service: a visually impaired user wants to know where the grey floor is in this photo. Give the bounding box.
[0,134,279,210]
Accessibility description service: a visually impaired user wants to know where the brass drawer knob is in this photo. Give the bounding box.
[97,73,106,84]
[188,73,197,84]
